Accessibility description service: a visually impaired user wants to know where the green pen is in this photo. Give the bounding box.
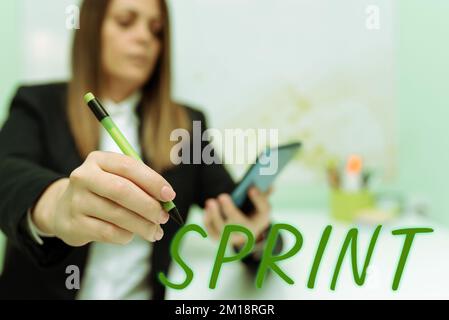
[84,92,184,225]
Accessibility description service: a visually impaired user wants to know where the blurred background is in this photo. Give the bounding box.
[1,0,449,298]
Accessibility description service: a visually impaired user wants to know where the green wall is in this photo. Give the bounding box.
[395,0,449,225]
[273,0,449,227]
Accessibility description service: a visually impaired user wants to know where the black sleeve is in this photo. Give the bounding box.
[193,111,236,208]
[192,110,283,267]
[0,87,73,267]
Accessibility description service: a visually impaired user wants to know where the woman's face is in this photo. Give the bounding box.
[101,0,163,89]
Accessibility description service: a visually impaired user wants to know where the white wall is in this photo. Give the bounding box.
[18,0,396,185]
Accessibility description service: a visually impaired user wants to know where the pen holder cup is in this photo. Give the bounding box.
[330,190,375,222]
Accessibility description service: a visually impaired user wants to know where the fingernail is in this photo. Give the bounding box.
[161,186,176,201]
[155,228,164,241]
[159,210,169,224]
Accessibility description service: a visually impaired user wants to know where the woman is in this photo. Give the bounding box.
[0,0,276,299]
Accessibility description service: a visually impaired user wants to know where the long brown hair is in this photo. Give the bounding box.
[67,0,190,172]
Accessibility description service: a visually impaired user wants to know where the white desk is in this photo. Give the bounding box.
[167,209,449,299]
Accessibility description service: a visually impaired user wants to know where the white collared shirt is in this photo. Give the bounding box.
[28,91,153,300]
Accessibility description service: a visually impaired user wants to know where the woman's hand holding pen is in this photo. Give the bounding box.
[31,151,177,246]
[203,187,272,247]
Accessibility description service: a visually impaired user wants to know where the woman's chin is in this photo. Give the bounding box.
[118,72,151,88]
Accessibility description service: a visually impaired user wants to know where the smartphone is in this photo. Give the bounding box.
[231,142,302,214]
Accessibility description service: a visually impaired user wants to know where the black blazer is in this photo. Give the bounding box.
[0,83,274,300]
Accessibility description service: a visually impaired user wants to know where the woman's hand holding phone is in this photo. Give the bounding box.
[31,151,176,246]
[203,187,273,247]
